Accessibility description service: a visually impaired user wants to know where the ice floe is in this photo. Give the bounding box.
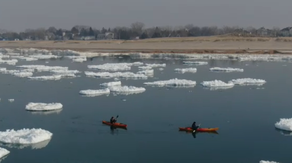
[0,58,18,65]
[275,118,292,132]
[210,67,244,72]
[108,86,146,95]
[25,102,63,111]
[28,75,62,81]
[84,71,148,79]
[229,78,266,86]
[259,161,279,163]
[0,128,52,144]
[17,65,68,72]
[88,63,132,71]
[145,63,166,68]
[144,78,197,87]
[0,148,9,160]
[65,56,87,62]
[8,99,14,102]
[79,88,110,97]
[137,69,154,76]
[174,68,197,73]
[100,81,122,87]
[13,72,33,78]
[201,80,234,90]
[183,61,208,65]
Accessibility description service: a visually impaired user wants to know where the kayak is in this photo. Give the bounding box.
[179,127,219,132]
[102,121,127,128]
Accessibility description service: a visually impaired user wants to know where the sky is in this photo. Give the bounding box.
[0,0,291,32]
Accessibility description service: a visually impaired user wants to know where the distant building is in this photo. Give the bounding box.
[97,32,115,40]
[257,27,268,36]
[280,27,292,37]
[81,36,95,40]
[105,32,114,39]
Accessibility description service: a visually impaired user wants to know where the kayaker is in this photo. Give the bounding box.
[192,121,199,130]
[110,116,117,124]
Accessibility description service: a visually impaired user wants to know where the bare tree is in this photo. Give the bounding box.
[131,22,145,37]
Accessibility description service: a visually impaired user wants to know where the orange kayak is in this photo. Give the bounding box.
[179,127,219,132]
[102,121,127,128]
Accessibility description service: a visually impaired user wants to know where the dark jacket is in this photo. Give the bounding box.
[192,122,199,130]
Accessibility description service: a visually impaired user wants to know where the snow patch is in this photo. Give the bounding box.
[144,78,196,87]
[0,128,52,144]
[25,102,63,111]
[275,118,292,132]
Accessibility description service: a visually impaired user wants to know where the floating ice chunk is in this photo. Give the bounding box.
[210,67,244,72]
[275,118,292,132]
[13,72,33,78]
[88,63,132,71]
[229,78,266,86]
[175,68,197,73]
[201,80,234,89]
[109,86,146,95]
[65,56,87,62]
[259,161,279,163]
[85,71,148,79]
[50,69,80,74]
[131,62,144,66]
[0,128,52,144]
[100,81,122,87]
[17,65,68,72]
[0,147,9,160]
[25,102,63,111]
[29,54,60,59]
[28,75,62,81]
[183,61,208,65]
[10,56,38,61]
[145,63,166,68]
[138,66,152,70]
[144,78,197,87]
[137,69,154,76]
[159,68,164,71]
[0,59,18,65]
[8,99,14,102]
[79,88,110,97]
[0,139,51,150]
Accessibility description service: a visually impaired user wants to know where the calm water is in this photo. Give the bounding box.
[0,56,292,163]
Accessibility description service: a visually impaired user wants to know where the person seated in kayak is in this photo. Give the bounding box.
[110,116,117,124]
[192,122,199,130]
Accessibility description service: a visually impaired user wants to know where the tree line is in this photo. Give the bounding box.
[0,22,287,41]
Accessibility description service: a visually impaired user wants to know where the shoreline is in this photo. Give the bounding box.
[1,36,292,55]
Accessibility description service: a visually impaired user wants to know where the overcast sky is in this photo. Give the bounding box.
[0,0,291,32]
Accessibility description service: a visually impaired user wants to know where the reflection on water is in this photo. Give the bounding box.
[0,156,8,163]
[110,126,127,135]
[28,109,62,115]
[275,128,292,136]
[0,139,51,149]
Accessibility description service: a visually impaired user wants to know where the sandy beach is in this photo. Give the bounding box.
[1,36,292,54]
